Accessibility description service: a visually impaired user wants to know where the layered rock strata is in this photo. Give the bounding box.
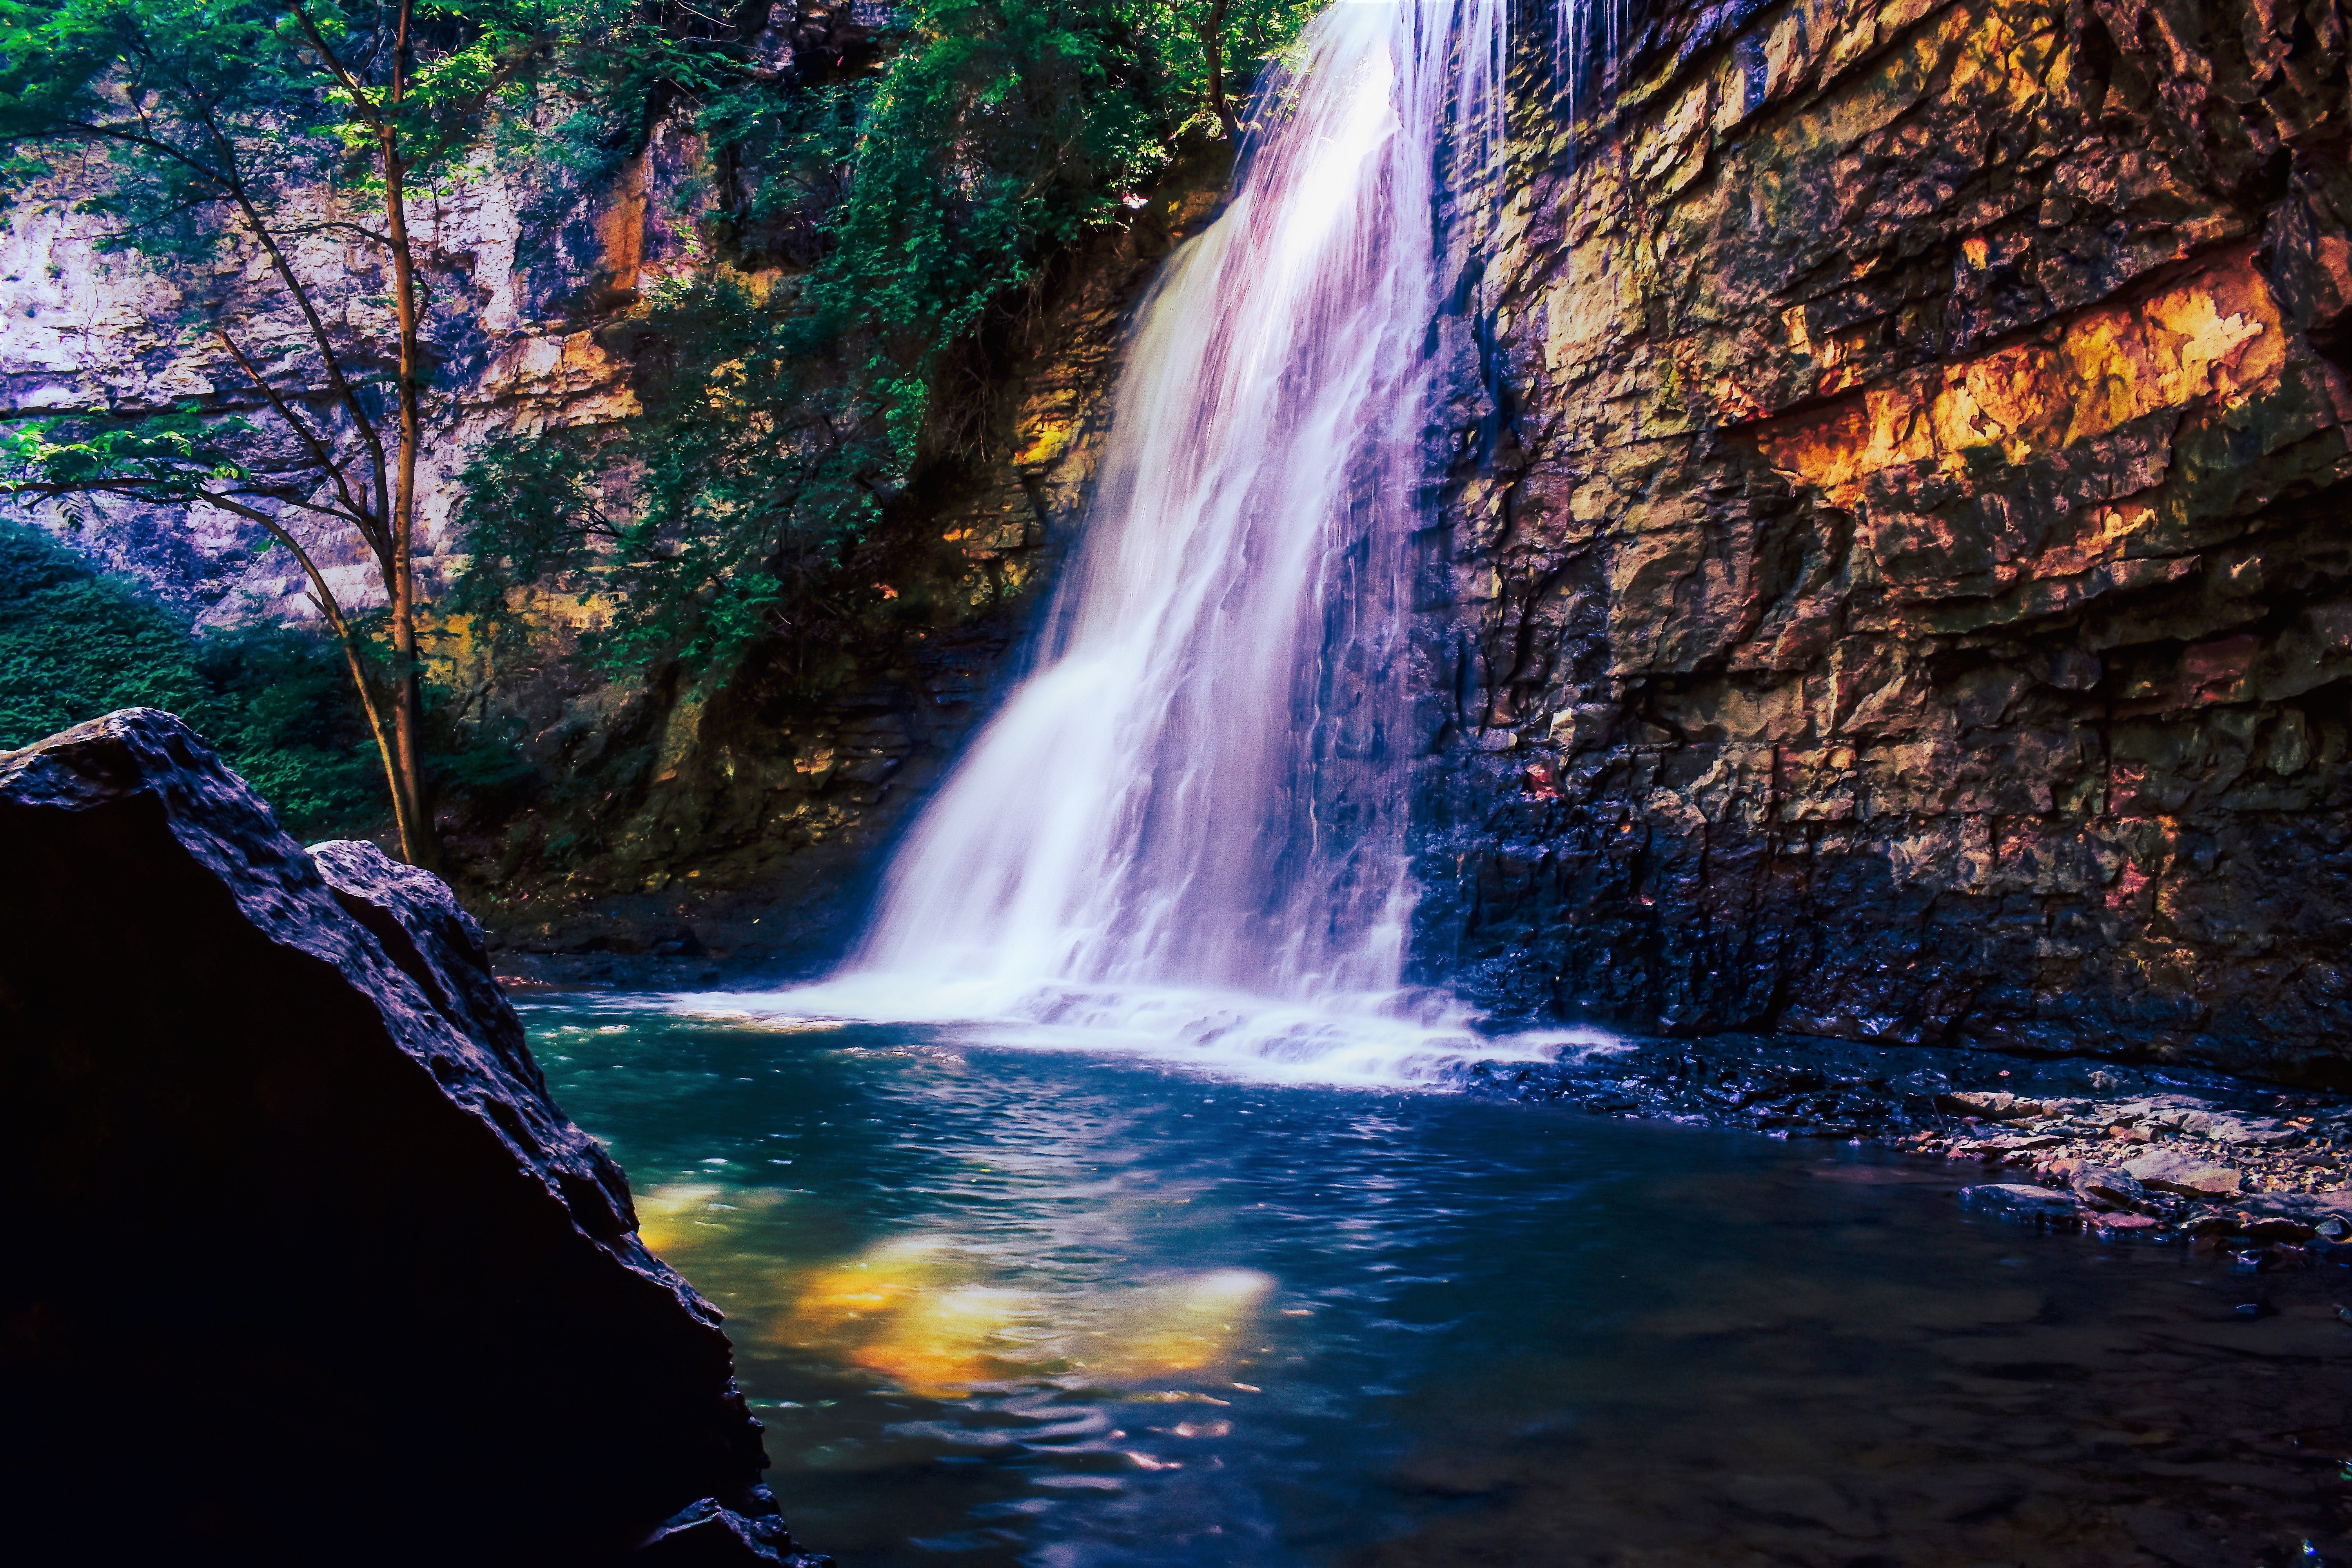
[0,708,822,1564]
[1417,0,2352,1082]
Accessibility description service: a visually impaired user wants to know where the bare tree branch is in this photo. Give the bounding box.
[183,99,398,523]
[212,323,387,561]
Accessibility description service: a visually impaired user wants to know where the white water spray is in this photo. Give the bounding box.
[683,0,1613,1083]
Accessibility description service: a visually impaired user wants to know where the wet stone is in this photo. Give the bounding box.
[2123,1148,2247,1198]
[1959,1184,2080,1223]
[2071,1166,2150,1209]
[2090,1212,2165,1241]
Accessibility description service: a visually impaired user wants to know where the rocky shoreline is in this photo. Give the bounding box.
[1453,1038,2352,1264]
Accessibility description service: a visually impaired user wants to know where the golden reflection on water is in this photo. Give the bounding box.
[634,1184,1274,1399]
[786,1237,1275,1397]
[633,1184,731,1255]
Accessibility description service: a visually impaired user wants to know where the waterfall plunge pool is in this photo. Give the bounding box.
[530,999,2352,1567]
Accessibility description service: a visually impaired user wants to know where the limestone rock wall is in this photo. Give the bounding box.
[0,109,643,620]
[1416,0,2352,1081]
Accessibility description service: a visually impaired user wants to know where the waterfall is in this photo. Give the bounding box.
[860,0,1500,996]
[689,0,1605,1082]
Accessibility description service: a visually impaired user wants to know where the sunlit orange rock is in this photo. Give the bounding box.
[1425,0,2352,1082]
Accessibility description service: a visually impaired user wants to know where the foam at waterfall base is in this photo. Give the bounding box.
[660,975,1619,1089]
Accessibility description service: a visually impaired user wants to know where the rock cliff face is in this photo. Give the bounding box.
[0,98,635,620]
[1412,0,2352,1083]
[0,709,819,1563]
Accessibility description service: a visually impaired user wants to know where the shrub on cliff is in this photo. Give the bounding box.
[455,0,1323,684]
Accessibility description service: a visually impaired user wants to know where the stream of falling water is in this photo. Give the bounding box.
[684,0,1602,1083]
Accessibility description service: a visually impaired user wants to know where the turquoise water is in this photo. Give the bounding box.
[530,1001,2352,1567]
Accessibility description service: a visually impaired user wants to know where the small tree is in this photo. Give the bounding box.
[0,0,543,866]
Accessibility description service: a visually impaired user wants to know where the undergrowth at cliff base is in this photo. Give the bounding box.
[0,519,526,841]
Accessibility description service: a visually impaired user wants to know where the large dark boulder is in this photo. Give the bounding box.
[0,710,825,1564]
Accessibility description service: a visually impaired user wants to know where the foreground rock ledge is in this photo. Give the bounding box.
[0,710,825,1566]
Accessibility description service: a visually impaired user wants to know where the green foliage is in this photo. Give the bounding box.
[189,620,388,838]
[495,0,746,232]
[0,0,757,531]
[0,520,205,738]
[0,0,574,586]
[457,273,871,674]
[0,0,654,854]
[0,0,334,251]
[0,408,267,520]
[2,0,1325,764]
[0,521,383,838]
[805,0,1163,465]
[459,0,1323,679]
[0,0,555,233]
[752,0,1323,468]
[0,0,570,489]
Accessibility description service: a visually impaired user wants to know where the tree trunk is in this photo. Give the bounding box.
[333,614,418,862]
[381,0,437,871]
[203,489,420,862]
[207,320,421,863]
[1201,0,1239,140]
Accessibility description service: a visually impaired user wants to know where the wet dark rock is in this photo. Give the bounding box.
[311,837,545,1088]
[2239,1215,2322,1244]
[1958,1183,2080,1224]
[641,1496,831,1566]
[2067,1165,2149,1210]
[0,710,823,1565]
[651,929,711,959]
[2087,1211,2164,1241]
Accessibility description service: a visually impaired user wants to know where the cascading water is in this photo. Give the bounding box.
[686,0,1607,1082]
[862,0,1500,997]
